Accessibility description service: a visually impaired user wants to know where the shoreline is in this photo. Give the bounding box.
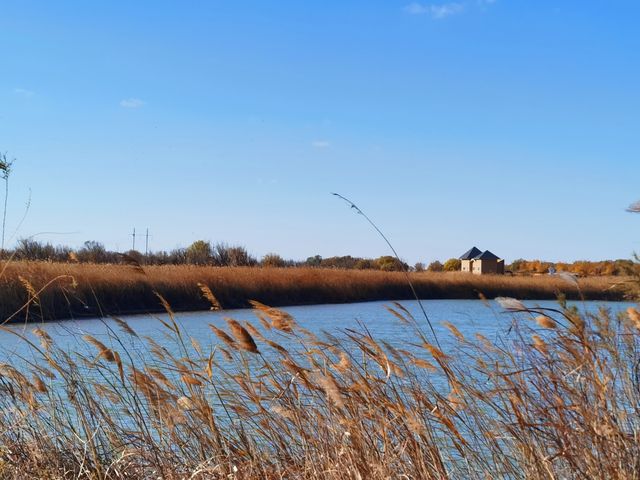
[34,297,633,328]
[0,262,631,322]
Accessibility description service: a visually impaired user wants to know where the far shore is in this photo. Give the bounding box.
[0,262,630,323]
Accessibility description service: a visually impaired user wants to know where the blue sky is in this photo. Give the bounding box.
[1,0,639,264]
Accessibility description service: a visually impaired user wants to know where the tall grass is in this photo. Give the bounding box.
[0,261,627,322]
[0,287,637,478]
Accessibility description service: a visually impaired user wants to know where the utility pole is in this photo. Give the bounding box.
[145,228,149,256]
[131,227,136,251]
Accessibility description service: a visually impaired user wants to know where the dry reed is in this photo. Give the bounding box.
[0,261,627,322]
[0,285,634,478]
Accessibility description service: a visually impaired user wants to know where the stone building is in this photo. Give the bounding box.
[459,246,504,275]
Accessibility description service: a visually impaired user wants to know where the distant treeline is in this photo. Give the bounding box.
[8,238,409,271]
[424,258,636,276]
[5,238,636,276]
[507,259,636,276]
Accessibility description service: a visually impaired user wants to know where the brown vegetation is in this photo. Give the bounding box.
[509,258,636,276]
[11,238,637,277]
[0,261,629,322]
[0,291,638,478]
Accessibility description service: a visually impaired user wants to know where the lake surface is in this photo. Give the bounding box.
[0,299,635,362]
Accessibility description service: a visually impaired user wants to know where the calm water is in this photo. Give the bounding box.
[0,299,635,361]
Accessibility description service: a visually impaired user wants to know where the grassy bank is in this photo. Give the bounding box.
[0,261,629,322]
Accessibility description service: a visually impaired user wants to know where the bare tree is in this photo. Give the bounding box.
[0,153,14,253]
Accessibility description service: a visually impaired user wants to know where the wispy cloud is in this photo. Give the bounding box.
[14,88,35,97]
[431,3,464,18]
[120,98,145,108]
[403,2,465,19]
[404,2,431,15]
[311,140,330,149]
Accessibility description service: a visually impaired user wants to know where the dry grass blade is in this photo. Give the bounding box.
[243,321,265,342]
[442,321,465,341]
[557,271,579,287]
[536,315,556,329]
[532,334,548,354]
[265,339,288,354]
[209,324,237,349]
[422,342,449,362]
[495,297,526,311]
[249,300,295,333]
[32,327,53,350]
[197,282,222,310]
[18,275,39,307]
[111,316,138,337]
[154,292,175,319]
[333,353,351,373]
[411,357,438,372]
[181,374,203,386]
[226,318,259,354]
[32,374,47,394]
[177,396,195,411]
[627,307,640,329]
[190,337,202,354]
[314,372,345,409]
[113,350,125,383]
[386,305,411,325]
[118,253,146,275]
[82,334,116,362]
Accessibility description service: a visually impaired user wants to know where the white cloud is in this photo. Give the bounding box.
[432,3,464,17]
[14,88,35,97]
[404,2,430,14]
[311,140,330,148]
[120,98,145,108]
[404,2,465,18]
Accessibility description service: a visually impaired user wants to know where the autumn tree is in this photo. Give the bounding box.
[306,255,322,267]
[77,241,110,263]
[375,256,408,272]
[211,243,256,266]
[261,253,286,268]
[427,261,443,272]
[186,240,212,265]
[355,258,376,269]
[443,258,461,272]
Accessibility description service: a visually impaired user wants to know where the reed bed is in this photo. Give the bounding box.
[0,290,638,478]
[0,261,627,322]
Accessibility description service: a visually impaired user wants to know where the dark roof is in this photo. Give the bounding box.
[474,250,500,260]
[459,246,482,260]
